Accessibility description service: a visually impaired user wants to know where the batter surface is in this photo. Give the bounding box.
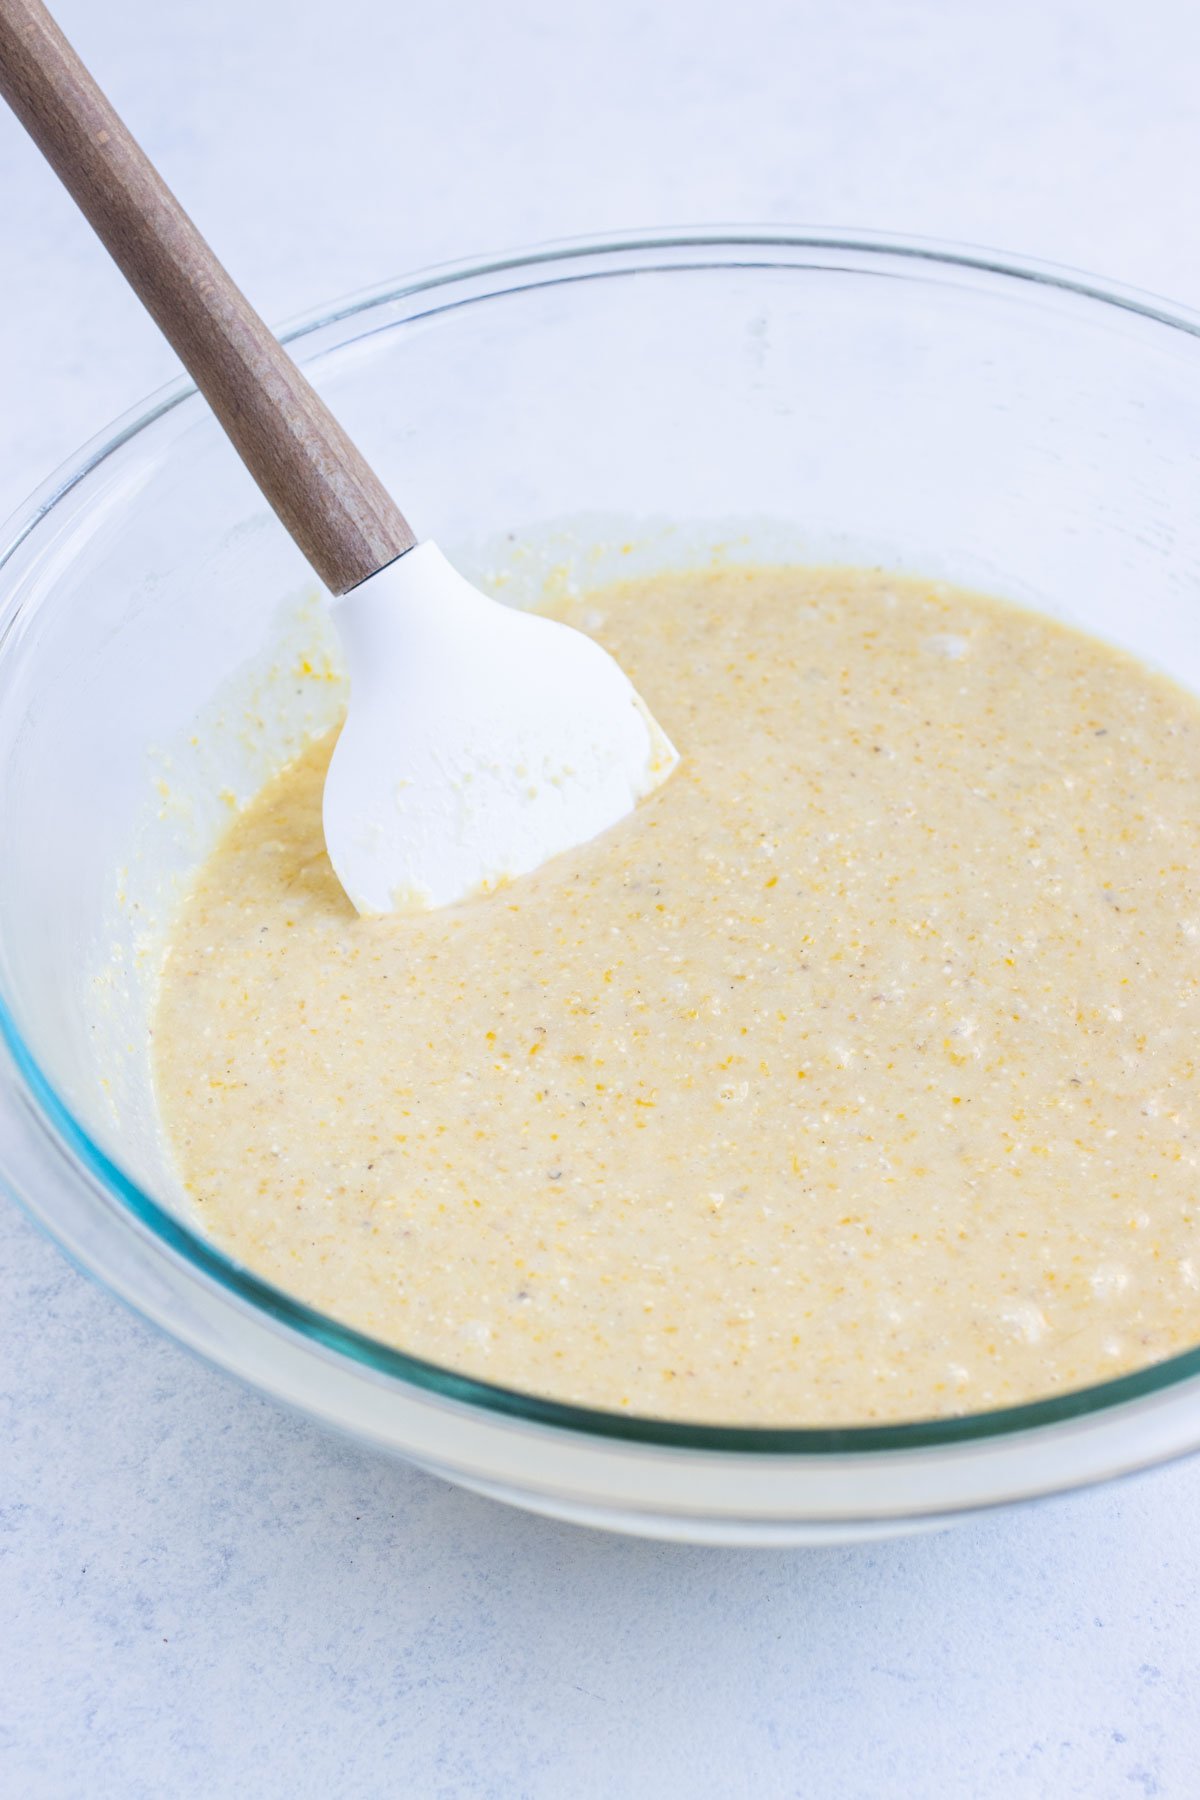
[154,566,1200,1424]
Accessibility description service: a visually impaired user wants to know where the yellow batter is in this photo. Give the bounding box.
[154,565,1200,1424]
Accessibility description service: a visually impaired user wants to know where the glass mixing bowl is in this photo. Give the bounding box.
[3,228,1200,1546]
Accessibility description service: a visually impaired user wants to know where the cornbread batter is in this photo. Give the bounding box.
[154,566,1200,1424]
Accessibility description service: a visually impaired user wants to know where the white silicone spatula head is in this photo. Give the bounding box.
[325,545,676,912]
[0,0,677,914]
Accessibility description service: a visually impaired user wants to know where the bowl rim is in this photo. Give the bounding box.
[5,221,1200,1458]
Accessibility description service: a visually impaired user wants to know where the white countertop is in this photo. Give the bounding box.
[3,1,1200,1793]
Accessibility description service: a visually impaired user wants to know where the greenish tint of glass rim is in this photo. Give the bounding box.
[4,225,1200,1456]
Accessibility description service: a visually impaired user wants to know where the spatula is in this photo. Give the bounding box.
[0,0,677,913]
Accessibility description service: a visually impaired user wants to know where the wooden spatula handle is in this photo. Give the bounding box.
[0,0,417,594]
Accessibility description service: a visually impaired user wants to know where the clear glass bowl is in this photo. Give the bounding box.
[3,228,1200,1546]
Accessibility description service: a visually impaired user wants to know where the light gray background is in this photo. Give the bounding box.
[3,2,1199,1794]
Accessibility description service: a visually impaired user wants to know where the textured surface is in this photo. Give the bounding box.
[3,0,1200,1793]
[157,569,1200,1425]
